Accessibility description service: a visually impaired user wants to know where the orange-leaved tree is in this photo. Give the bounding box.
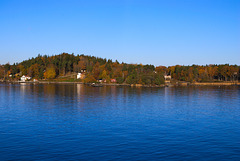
[44,65,56,79]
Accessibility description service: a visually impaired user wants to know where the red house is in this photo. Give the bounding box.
[110,79,116,83]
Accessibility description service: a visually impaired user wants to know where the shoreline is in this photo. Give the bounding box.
[191,82,240,86]
[1,80,240,87]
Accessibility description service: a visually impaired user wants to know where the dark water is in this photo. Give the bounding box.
[0,83,240,160]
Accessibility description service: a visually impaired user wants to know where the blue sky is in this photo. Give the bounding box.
[0,0,239,66]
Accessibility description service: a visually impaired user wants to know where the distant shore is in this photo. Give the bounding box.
[1,80,240,87]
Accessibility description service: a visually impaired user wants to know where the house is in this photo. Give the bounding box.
[111,79,116,83]
[164,75,171,80]
[26,76,31,80]
[21,75,27,82]
[77,73,82,79]
[164,75,171,84]
[20,75,31,82]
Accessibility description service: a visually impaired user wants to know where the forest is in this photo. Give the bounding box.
[0,53,239,85]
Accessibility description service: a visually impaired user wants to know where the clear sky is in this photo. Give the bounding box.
[0,0,239,66]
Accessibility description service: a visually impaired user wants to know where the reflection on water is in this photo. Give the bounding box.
[0,83,240,160]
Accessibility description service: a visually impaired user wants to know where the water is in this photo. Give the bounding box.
[0,83,240,160]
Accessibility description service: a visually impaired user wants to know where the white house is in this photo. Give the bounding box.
[164,75,171,84]
[20,75,31,82]
[26,76,31,80]
[77,73,82,79]
[21,75,27,82]
[98,79,103,83]
[164,75,171,80]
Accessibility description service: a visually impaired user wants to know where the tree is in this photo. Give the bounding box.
[99,70,110,82]
[105,62,112,71]
[116,77,124,84]
[4,63,10,71]
[32,64,40,78]
[44,65,56,79]
[11,63,18,76]
[92,62,100,79]
[126,73,138,84]
[0,66,5,78]
[154,74,165,85]
[84,74,96,83]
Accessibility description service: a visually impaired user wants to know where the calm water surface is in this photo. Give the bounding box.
[0,83,240,160]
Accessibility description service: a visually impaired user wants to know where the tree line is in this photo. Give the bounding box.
[0,53,239,85]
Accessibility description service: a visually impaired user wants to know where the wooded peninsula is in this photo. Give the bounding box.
[1,53,239,86]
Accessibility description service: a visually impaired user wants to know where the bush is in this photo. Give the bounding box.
[126,74,138,84]
[154,75,165,85]
[116,77,124,84]
[84,74,96,83]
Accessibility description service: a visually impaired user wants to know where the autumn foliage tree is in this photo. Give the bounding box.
[44,65,56,79]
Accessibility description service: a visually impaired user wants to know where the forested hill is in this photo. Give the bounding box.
[0,53,239,85]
